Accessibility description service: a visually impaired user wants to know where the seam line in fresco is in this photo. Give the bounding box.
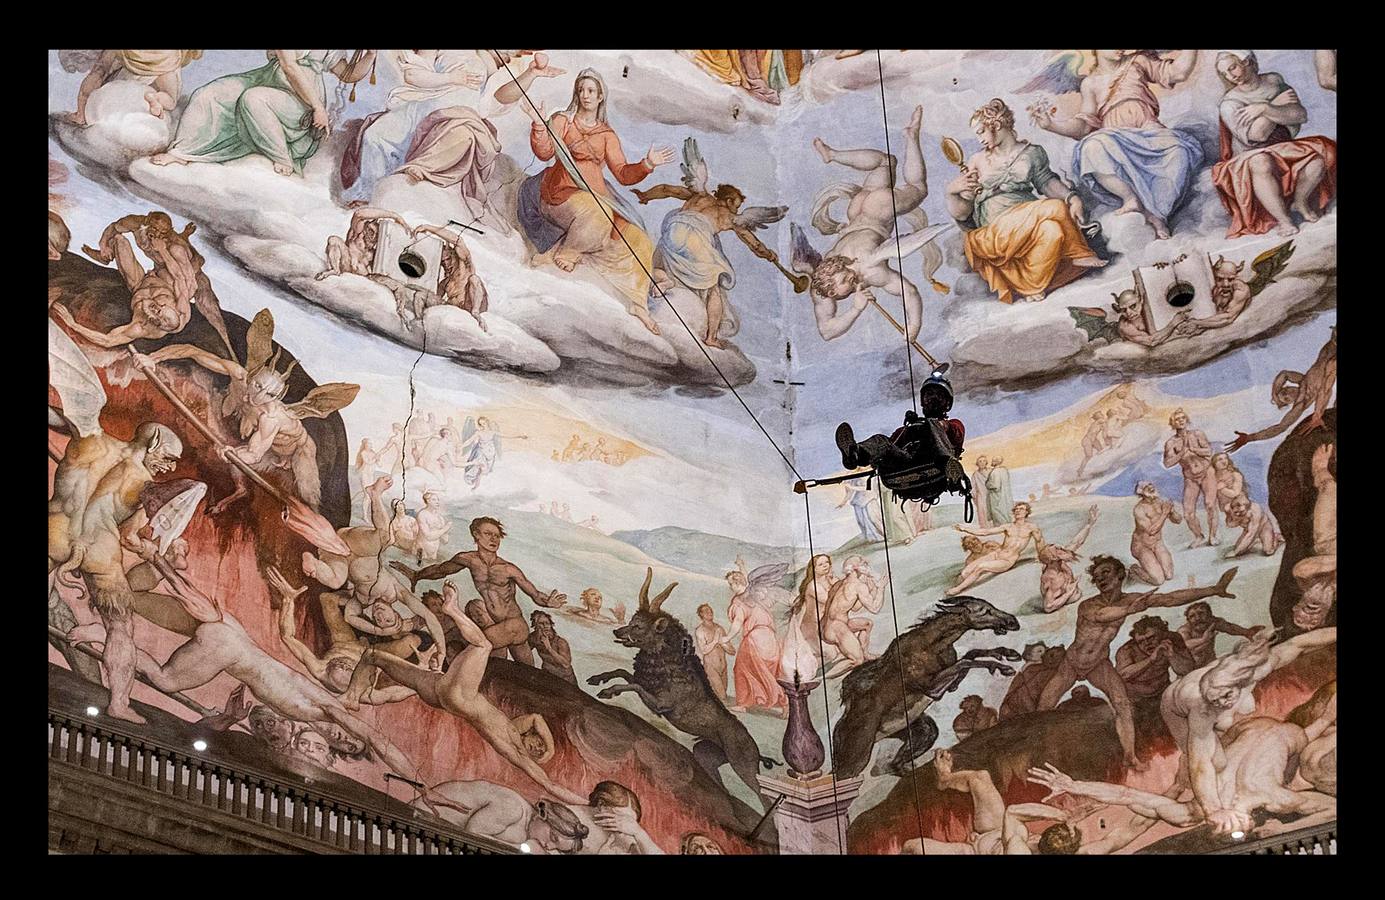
[398,327,428,502]
[495,53,803,483]
[876,479,928,851]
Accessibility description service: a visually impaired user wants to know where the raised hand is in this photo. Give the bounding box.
[645,145,676,167]
[265,565,307,602]
[1027,762,1077,801]
[1226,431,1251,454]
[530,53,564,79]
[390,560,420,587]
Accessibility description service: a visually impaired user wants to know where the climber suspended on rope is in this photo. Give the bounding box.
[796,369,974,520]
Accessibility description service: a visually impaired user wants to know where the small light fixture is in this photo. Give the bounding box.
[519,842,532,854]
[1231,831,1246,840]
[85,706,99,717]
[193,739,208,752]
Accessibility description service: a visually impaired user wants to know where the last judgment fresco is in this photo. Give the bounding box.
[47,49,1337,854]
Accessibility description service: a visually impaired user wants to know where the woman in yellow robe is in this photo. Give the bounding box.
[946,99,1106,303]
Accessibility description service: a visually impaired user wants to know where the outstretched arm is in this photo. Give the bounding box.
[1065,506,1101,553]
[402,553,472,586]
[1267,627,1336,670]
[956,523,1009,537]
[1028,764,1199,826]
[1142,569,1237,611]
[266,568,331,682]
[1213,618,1261,640]
[50,305,153,349]
[1228,396,1311,450]
[633,184,693,203]
[147,343,248,380]
[512,564,564,607]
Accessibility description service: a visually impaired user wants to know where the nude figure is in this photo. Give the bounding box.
[1129,481,1182,585]
[414,490,452,563]
[290,476,447,677]
[1076,413,1108,478]
[341,592,586,806]
[792,105,951,346]
[266,567,423,704]
[1228,327,1336,452]
[1177,602,1262,667]
[52,211,233,357]
[1038,556,1238,771]
[1159,627,1337,834]
[948,502,1045,596]
[49,416,194,724]
[821,556,886,679]
[62,50,201,125]
[901,749,1130,855]
[1211,453,1247,516]
[1111,384,1150,423]
[1224,496,1282,559]
[1038,505,1099,612]
[392,516,566,666]
[316,208,410,280]
[1028,693,1338,840]
[66,588,424,788]
[960,535,1002,567]
[1163,409,1220,547]
[1314,50,1337,92]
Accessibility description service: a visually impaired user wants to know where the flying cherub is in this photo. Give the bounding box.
[788,105,953,358]
[139,309,359,513]
[634,138,789,349]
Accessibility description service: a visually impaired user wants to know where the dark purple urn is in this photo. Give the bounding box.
[778,673,825,778]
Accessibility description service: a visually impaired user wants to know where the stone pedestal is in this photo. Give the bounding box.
[760,773,863,855]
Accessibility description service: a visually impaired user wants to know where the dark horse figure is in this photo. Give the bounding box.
[833,596,1021,779]
[588,568,775,809]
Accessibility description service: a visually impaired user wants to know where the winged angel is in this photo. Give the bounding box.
[139,310,359,513]
[634,137,789,348]
[787,105,953,351]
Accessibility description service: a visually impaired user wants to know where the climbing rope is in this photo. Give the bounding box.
[801,491,845,854]
[875,478,929,852]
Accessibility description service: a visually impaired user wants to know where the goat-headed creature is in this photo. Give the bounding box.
[834,595,1021,779]
[588,568,774,809]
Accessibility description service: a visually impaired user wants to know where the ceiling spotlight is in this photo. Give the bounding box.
[519,842,532,854]
[85,706,99,717]
[193,739,208,752]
